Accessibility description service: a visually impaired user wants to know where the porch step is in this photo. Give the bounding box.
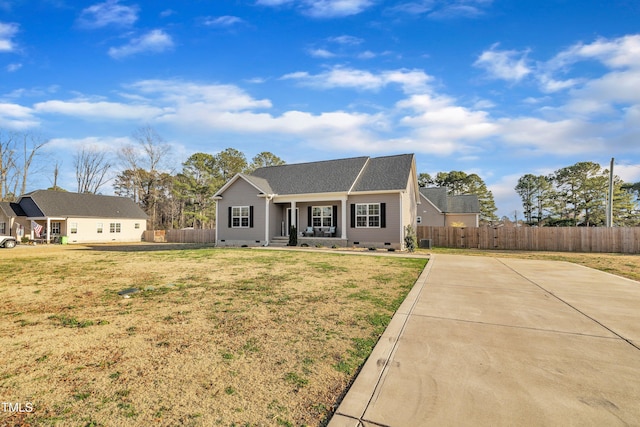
[269,237,289,247]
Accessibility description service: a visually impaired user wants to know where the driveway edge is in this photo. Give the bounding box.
[328,255,435,426]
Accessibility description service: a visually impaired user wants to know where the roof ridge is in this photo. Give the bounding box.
[252,155,370,172]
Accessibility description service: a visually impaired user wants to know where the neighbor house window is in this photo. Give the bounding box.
[70,223,78,234]
[417,216,422,224]
[356,203,380,228]
[0,222,5,234]
[312,206,333,227]
[51,222,61,235]
[110,223,121,233]
[135,223,140,229]
[232,206,250,228]
[97,223,103,233]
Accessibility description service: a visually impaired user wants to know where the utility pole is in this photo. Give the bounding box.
[606,157,614,227]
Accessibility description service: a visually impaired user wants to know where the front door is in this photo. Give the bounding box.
[286,208,299,236]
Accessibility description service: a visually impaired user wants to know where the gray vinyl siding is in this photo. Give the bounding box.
[217,178,265,245]
[347,193,401,246]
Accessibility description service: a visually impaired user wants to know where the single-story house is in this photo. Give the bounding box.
[214,154,420,250]
[418,187,480,227]
[0,190,148,244]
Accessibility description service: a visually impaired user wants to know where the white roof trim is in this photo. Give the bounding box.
[214,173,268,197]
[348,157,370,194]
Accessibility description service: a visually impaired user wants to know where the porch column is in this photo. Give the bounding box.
[290,201,297,232]
[46,218,51,244]
[264,197,270,245]
[341,196,348,240]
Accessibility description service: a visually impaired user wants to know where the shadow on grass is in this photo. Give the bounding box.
[83,243,217,252]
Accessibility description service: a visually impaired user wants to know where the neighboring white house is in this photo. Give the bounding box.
[0,190,148,244]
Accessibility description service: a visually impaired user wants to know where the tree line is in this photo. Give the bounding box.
[515,162,640,227]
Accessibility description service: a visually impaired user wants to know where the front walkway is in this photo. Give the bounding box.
[330,254,640,426]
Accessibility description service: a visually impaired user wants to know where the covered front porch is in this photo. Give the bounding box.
[271,196,348,241]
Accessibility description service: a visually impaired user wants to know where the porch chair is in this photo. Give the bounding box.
[303,226,314,237]
[323,226,336,237]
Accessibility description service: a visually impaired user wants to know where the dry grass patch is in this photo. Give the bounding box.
[0,245,426,426]
[427,247,640,281]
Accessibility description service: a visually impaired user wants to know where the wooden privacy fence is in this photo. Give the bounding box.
[143,229,216,244]
[417,226,640,254]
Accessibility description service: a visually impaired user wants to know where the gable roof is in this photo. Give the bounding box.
[420,187,480,214]
[0,201,25,218]
[352,154,415,192]
[18,190,148,219]
[217,154,417,197]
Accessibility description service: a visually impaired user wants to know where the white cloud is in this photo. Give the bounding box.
[474,43,531,82]
[329,35,364,45]
[257,0,374,18]
[497,117,606,155]
[0,22,19,52]
[281,66,432,93]
[308,48,336,58]
[391,0,493,19]
[6,63,21,72]
[201,16,246,27]
[34,99,167,120]
[47,136,132,152]
[108,29,174,59]
[77,0,139,29]
[304,0,374,17]
[127,79,272,111]
[397,93,498,154]
[0,102,38,129]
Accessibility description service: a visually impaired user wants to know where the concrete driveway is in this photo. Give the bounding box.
[329,254,640,426]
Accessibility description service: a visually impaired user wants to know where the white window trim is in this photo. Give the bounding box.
[232,206,250,228]
[312,205,333,227]
[356,203,381,228]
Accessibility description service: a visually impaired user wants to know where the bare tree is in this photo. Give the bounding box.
[19,132,49,197]
[0,130,49,201]
[117,126,172,228]
[74,146,112,193]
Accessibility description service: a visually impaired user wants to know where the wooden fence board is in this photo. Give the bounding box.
[417,226,640,254]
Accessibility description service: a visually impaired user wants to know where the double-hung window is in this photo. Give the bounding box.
[110,223,121,233]
[232,206,250,228]
[312,206,333,227]
[356,203,380,228]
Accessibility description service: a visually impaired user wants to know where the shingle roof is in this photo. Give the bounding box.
[0,201,25,217]
[19,190,148,219]
[250,157,369,195]
[419,187,480,214]
[244,154,415,196]
[352,154,414,192]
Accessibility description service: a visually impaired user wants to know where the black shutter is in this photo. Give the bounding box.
[332,205,338,227]
[249,206,254,228]
[308,206,312,227]
[228,207,232,228]
[350,204,356,228]
[380,203,386,228]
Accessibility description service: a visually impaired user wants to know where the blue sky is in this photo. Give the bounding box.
[1,0,640,217]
